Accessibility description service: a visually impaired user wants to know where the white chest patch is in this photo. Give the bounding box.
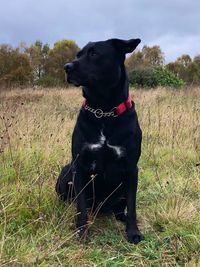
[88,131,106,151]
[107,143,125,158]
[87,131,125,158]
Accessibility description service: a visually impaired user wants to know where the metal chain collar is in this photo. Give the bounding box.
[84,104,118,119]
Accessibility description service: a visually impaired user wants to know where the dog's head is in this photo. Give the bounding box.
[64,38,141,89]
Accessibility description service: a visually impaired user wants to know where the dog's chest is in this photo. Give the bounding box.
[84,131,125,173]
[88,131,124,156]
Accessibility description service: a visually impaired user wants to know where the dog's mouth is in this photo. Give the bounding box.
[67,78,81,87]
[65,73,81,87]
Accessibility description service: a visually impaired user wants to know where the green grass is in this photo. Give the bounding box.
[0,87,200,266]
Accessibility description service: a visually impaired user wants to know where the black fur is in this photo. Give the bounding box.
[56,38,143,244]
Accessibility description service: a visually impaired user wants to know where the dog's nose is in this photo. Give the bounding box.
[64,63,74,73]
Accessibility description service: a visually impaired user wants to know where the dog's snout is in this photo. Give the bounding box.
[64,63,74,73]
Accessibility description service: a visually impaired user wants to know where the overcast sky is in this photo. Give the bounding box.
[0,0,200,62]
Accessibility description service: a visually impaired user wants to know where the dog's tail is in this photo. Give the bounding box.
[55,164,75,202]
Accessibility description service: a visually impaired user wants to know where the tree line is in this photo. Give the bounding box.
[0,40,79,88]
[126,45,200,87]
[0,39,200,88]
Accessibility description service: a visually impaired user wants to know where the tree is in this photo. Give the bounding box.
[193,55,200,68]
[26,40,49,80]
[175,55,191,82]
[0,44,32,87]
[177,54,192,68]
[125,45,165,73]
[142,45,164,66]
[166,62,182,76]
[167,53,200,84]
[125,50,144,71]
[186,62,200,84]
[45,40,79,83]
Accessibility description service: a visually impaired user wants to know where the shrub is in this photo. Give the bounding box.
[128,68,158,88]
[36,75,65,87]
[128,67,185,88]
[153,67,185,88]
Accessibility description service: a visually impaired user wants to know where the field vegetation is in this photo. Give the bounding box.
[0,87,200,266]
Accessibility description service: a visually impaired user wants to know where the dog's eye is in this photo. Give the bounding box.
[89,50,97,57]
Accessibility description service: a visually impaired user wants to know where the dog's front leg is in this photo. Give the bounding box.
[74,167,88,239]
[126,166,143,244]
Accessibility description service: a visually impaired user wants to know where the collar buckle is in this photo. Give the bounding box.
[94,109,104,118]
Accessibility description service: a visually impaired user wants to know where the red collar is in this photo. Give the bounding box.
[83,95,133,118]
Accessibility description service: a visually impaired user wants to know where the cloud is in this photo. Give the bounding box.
[0,0,199,61]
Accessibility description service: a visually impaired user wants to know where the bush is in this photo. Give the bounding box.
[36,75,65,87]
[128,68,158,87]
[153,67,185,88]
[128,67,185,88]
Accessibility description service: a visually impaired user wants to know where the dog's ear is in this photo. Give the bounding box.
[111,38,141,54]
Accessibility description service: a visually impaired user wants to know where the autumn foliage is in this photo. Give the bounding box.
[0,40,79,88]
[0,40,200,88]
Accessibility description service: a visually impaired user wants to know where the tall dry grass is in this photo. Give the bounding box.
[0,87,199,266]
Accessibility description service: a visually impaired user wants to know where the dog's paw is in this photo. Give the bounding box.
[77,225,88,241]
[127,230,144,244]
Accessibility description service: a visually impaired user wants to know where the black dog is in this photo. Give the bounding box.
[56,38,143,244]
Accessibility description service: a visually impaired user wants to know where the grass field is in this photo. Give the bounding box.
[0,87,200,266]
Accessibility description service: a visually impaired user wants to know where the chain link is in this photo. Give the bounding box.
[84,104,117,118]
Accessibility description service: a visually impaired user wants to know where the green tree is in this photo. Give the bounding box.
[45,39,79,84]
[26,40,49,80]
